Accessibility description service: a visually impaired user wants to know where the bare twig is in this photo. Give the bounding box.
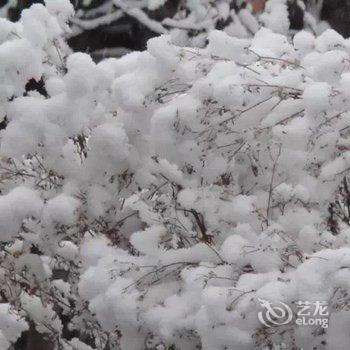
[266,144,282,225]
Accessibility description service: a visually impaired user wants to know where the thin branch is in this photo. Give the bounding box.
[266,144,282,225]
[249,48,304,69]
[219,94,276,125]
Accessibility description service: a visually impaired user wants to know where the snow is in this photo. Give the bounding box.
[1,1,350,349]
[220,234,249,264]
[130,225,165,256]
[261,98,304,127]
[55,240,78,260]
[327,311,350,350]
[0,304,28,343]
[20,292,63,333]
[250,27,292,57]
[238,9,259,34]
[0,39,42,95]
[315,29,346,53]
[0,187,43,241]
[293,30,315,54]
[303,82,331,115]
[259,0,290,35]
[66,338,94,350]
[303,50,348,83]
[42,194,80,226]
[207,30,250,62]
[84,122,130,179]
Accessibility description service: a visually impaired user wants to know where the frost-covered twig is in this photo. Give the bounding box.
[113,0,168,34]
[71,9,123,30]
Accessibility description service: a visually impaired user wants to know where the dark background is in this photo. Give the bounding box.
[1,0,350,58]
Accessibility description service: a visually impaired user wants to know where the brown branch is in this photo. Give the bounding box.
[189,209,209,242]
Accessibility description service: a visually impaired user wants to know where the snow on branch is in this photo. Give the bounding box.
[114,0,168,34]
[70,9,123,31]
[1,0,350,349]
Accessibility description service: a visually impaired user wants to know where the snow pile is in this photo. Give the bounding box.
[1,1,350,349]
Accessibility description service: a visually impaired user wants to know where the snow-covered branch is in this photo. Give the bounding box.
[1,1,350,349]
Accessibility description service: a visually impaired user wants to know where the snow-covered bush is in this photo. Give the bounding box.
[2,0,350,349]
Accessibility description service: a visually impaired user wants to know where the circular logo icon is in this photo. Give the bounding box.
[258,298,293,327]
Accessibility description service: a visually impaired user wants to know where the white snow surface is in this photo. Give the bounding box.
[0,1,350,349]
